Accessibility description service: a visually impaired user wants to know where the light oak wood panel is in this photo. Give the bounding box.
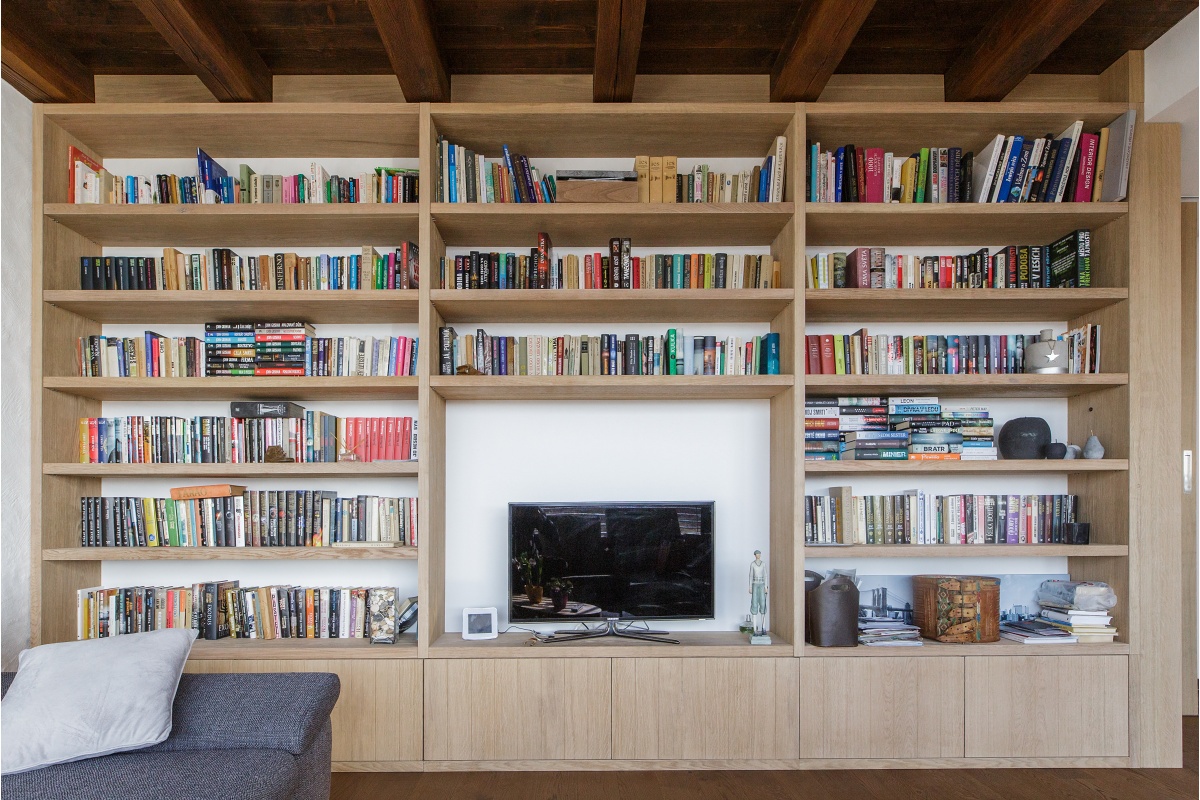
[806,289,1128,322]
[44,290,420,324]
[413,755,1129,770]
[428,103,796,158]
[797,657,964,758]
[44,376,418,401]
[805,544,1128,557]
[429,632,794,658]
[430,375,793,400]
[632,75,770,104]
[185,658,422,762]
[611,658,799,760]
[1004,74,1102,103]
[45,462,417,478]
[424,659,612,760]
[451,75,593,104]
[805,373,1127,398]
[803,642,1130,657]
[431,289,795,324]
[964,655,1128,757]
[804,102,1129,160]
[273,75,406,104]
[806,202,1128,247]
[42,103,420,158]
[431,203,794,247]
[1183,200,1198,715]
[188,636,418,660]
[805,459,1128,475]
[816,75,944,103]
[93,75,217,103]
[43,204,420,247]
[45,546,418,561]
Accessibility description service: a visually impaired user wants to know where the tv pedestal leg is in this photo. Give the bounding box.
[545,617,680,644]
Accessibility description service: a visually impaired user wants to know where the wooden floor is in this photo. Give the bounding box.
[331,718,1198,799]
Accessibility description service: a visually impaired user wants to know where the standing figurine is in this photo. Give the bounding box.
[748,550,770,644]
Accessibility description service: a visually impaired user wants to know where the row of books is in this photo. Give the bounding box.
[805,397,996,462]
[77,583,408,642]
[443,239,780,290]
[805,328,1101,376]
[77,409,417,464]
[80,485,416,548]
[805,112,1134,204]
[203,323,417,378]
[1000,607,1117,645]
[438,327,782,376]
[70,147,418,204]
[632,141,788,204]
[805,487,1082,545]
[806,231,1091,290]
[436,140,554,203]
[79,245,419,292]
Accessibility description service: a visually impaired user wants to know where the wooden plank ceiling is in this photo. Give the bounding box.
[2,0,1195,102]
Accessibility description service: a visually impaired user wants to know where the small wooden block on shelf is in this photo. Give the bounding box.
[44,290,420,325]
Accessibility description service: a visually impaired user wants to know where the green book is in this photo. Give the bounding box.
[165,499,180,547]
[666,329,677,375]
[915,148,930,203]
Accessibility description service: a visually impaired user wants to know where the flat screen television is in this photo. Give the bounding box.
[508,502,714,623]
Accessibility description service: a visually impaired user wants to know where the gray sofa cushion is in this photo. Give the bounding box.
[0,748,298,800]
[145,672,340,755]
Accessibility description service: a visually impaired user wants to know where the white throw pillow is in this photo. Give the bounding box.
[1,628,197,774]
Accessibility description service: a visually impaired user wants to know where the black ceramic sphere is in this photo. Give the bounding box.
[998,417,1052,459]
[1044,442,1068,459]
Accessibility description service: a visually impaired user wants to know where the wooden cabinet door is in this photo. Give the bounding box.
[423,659,612,761]
[611,658,799,761]
[797,657,965,759]
[964,655,1128,757]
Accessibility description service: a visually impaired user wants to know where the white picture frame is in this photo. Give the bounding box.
[462,607,499,639]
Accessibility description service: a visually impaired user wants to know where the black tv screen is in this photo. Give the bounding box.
[508,502,715,622]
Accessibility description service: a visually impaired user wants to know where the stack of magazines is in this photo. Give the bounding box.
[858,617,922,646]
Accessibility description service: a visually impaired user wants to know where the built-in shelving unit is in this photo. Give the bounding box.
[29,85,1181,770]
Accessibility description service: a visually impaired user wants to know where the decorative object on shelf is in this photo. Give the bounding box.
[461,607,498,640]
[748,550,771,644]
[998,417,1051,459]
[804,571,859,648]
[912,575,1001,643]
[1083,434,1106,459]
[368,588,399,643]
[396,596,418,634]
[1065,443,1082,459]
[1044,442,1068,459]
[1063,523,1092,545]
[738,615,754,635]
[1024,329,1069,374]
[548,578,574,613]
[514,552,543,605]
[263,445,290,463]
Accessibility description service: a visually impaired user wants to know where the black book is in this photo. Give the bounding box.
[1038,139,1065,203]
[80,256,93,289]
[624,334,640,375]
[960,151,973,204]
[286,491,297,547]
[715,253,728,288]
[229,401,306,418]
[621,238,632,289]
[609,239,621,287]
[844,144,858,202]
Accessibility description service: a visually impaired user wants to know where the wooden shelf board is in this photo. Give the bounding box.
[43,103,420,158]
[44,290,420,325]
[188,633,419,660]
[804,102,1132,158]
[429,631,794,658]
[804,373,1126,398]
[431,375,793,400]
[804,544,1128,557]
[44,546,418,561]
[44,462,418,478]
[44,376,419,401]
[431,203,794,247]
[803,640,1128,657]
[805,288,1128,323]
[804,459,1128,475]
[43,204,419,247]
[431,289,795,323]
[805,203,1128,247]
[429,103,796,157]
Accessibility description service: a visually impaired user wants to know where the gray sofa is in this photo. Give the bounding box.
[1,671,340,800]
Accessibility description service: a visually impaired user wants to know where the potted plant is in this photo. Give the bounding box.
[548,578,574,613]
[514,552,543,604]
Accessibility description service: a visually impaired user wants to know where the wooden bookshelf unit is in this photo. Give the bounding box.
[28,67,1181,770]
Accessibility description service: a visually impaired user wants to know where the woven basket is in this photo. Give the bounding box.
[912,575,1001,643]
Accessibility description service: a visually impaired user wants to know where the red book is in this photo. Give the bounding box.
[939,255,954,288]
[846,247,871,288]
[68,145,102,203]
[632,256,640,289]
[370,417,382,462]
[1073,133,1100,202]
[253,367,305,376]
[805,418,840,430]
[384,416,397,460]
[819,334,836,374]
[864,148,885,203]
[386,251,396,289]
[806,335,821,374]
[400,418,411,461]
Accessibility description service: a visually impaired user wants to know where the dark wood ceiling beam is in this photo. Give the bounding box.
[593,0,646,102]
[770,0,877,102]
[944,0,1107,102]
[1,15,94,103]
[366,0,449,102]
[128,0,272,102]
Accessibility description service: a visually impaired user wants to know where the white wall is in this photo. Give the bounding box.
[1146,8,1199,197]
[2,81,33,669]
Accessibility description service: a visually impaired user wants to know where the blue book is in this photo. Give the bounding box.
[888,404,942,414]
[834,147,845,202]
[1044,138,1073,202]
[994,136,1024,203]
[448,146,458,203]
[125,175,137,203]
[349,255,359,289]
[910,432,965,445]
[499,336,508,375]
[764,332,781,375]
[408,339,417,376]
[804,430,841,441]
[196,148,228,197]
[502,145,519,203]
[843,431,910,441]
[1006,140,1034,203]
[673,254,684,289]
[810,143,819,202]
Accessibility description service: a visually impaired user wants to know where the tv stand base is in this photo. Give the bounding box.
[540,617,680,645]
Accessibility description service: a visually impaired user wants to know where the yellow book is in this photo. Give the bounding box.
[649,156,663,203]
[900,157,917,203]
[143,497,160,546]
[1092,127,1110,202]
[771,259,781,289]
[663,156,678,203]
[635,155,650,202]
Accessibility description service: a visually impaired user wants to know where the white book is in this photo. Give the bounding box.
[973,134,1006,202]
[882,152,894,202]
[1101,109,1136,202]
[891,156,906,203]
[770,135,787,202]
[990,137,1016,202]
[929,148,940,203]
